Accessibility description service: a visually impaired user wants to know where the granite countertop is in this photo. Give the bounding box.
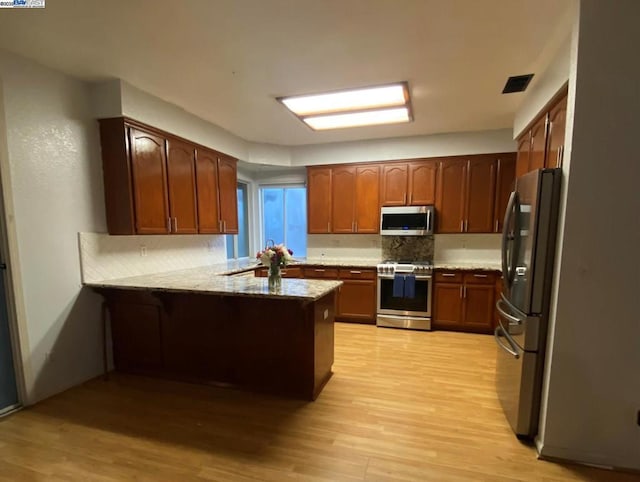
[86,265,342,301]
[433,262,502,271]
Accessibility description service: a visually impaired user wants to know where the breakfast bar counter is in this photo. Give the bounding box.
[87,266,341,401]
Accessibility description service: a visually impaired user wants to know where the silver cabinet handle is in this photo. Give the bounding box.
[459,286,463,298]
[218,220,222,232]
[327,222,330,232]
[314,269,325,272]
[350,270,362,274]
[223,220,226,232]
[557,145,564,167]
[442,273,456,277]
[473,274,488,278]
[355,221,358,232]
[403,193,407,204]
[495,219,499,233]
[408,192,412,205]
[427,209,432,232]
[167,218,172,233]
[465,220,468,232]
[463,285,467,298]
[460,220,464,232]
[173,217,178,232]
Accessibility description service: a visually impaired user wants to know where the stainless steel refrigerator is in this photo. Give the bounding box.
[495,168,562,439]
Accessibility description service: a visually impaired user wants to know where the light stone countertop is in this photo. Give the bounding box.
[433,262,502,271]
[85,264,342,302]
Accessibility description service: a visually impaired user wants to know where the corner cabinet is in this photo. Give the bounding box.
[516,87,568,176]
[99,117,238,235]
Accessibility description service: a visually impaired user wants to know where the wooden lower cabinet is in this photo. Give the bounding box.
[255,266,302,278]
[433,270,498,334]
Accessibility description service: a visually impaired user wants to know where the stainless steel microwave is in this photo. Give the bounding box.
[380,206,435,236]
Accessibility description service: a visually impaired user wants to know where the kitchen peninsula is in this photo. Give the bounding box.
[87,263,341,401]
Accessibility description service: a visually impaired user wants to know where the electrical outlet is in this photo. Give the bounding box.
[140,245,147,257]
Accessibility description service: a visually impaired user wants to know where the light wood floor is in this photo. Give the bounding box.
[1,323,638,481]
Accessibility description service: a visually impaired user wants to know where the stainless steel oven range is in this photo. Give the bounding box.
[376,261,433,331]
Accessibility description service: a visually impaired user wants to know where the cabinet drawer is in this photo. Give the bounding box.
[338,268,376,280]
[255,267,267,277]
[434,271,463,283]
[303,267,339,279]
[463,272,496,284]
[281,267,302,278]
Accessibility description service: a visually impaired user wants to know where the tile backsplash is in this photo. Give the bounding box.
[381,236,434,261]
[79,232,227,282]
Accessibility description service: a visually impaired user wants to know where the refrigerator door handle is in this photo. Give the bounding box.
[496,298,523,325]
[499,292,527,320]
[501,191,518,288]
[494,325,520,359]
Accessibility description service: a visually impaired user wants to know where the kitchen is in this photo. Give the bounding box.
[0,1,638,480]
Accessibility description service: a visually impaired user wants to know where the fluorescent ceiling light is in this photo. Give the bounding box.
[304,107,410,130]
[278,82,412,130]
[281,84,407,116]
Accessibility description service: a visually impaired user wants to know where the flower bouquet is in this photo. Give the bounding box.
[256,243,294,290]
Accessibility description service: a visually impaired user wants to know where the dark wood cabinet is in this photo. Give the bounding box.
[516,86,568,177]
[381,160,437,206]
[435,158,467,233]
[331,166,357,233]
[166,138,198,234]
[433,270,497,334]
[307,167,332,233]
[546,95,567,168]
[493,154,517,233]
[436,155,501,234]
[307,164,379,234]
[99,117,237,235]
[129,128,170,234]
[217,155,239,234]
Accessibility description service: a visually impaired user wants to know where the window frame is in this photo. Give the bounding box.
[226,181,250,260]
[258,183,307,255]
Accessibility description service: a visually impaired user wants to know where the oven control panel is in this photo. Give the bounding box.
[376,262,432,277]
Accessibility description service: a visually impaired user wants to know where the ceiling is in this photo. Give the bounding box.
[0,0,573,146]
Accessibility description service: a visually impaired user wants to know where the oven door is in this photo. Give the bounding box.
[377,275,432,317]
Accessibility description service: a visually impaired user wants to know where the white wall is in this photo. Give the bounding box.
[0,49,107,404]
[433,234,501,267]
[537,0,640,470]
[291,129,516,166]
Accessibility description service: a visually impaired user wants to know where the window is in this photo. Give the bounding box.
[261,186,307,257]
[226,182,249,259]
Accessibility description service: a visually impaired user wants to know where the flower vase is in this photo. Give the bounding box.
[268,264,282,291]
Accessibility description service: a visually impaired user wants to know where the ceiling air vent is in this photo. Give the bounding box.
[502,74,534,94]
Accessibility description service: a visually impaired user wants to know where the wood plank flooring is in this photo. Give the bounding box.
[1,323,637,481]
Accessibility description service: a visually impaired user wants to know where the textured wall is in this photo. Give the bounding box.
[0,49,106,404]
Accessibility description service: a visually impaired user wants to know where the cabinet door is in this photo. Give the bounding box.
[529,115,548,172]
[217,156,238,234]
[337,280,376,323]
[515,132,531,178]
[381,164,408,206]
[546,95,567,168]
[463,284,495,333]
[307,167,332,233]
[129,128,170,234]
[355,165,380,233]
[493,154,516,233]
[331,166,356,233]
[466,157,496,233]
[166,138,198,234]
[408,161,437,205]
[432,283,463,328]
[435,159,466,233]
[195,148,221,234]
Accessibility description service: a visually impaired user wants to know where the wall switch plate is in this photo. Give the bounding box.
[140,245,147,257]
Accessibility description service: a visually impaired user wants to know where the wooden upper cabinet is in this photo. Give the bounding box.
[217,155,238,234]
[436,159,467,233]
[307,167,332,233]
[99,117,237,236]
[493,154,516,233]
[331,166,357,233]
[354,165,380,233]
[515,132,531,179]
[546,95,567,168]
[129,128,170,234]
[529,115,548,172]
[465,157,496,233]
[166,138,198,234]
[381,164,408,206]
[408,161,437,205]
[195,148,221,234]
